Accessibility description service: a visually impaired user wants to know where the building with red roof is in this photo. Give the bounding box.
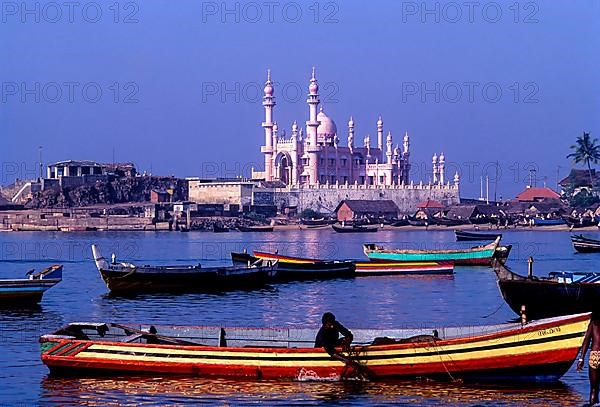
[515,187,561,202]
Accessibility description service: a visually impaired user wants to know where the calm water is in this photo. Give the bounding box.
[1,229,599,406]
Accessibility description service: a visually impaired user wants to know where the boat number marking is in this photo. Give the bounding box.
[537,327,561,336]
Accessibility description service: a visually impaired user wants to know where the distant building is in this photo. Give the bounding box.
[187,179,254,213]
[150,189,171,203]
[515,187,561,202]
[559,169,600,195]
[335,199,399,222]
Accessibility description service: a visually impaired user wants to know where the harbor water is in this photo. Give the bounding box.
[1,229,597,406]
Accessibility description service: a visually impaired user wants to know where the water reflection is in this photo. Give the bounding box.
[39,376,583,406]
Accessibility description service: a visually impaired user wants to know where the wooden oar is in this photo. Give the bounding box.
[110,323,206,346]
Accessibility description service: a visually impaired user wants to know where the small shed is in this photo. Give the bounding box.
[335,200,399,222]
[150,189,171,203]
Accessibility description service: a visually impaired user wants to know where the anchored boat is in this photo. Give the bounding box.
[454,230,502,242]
[92,245,276,293]
[0,265,62,306]
[571,234,600,253]
[493,259,600,319]
[40,313,590,382]
[363,237,501,266]
[235,251,454,276]
[232,251,355,280]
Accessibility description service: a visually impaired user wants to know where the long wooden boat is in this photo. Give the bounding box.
[433,218,466,227]
[212,224,229,233]
[301,218,335,226]
[40,313,590,382]
[0,265,62,306]
[332,224,378,233]
[354,261,454,276]
[531,218,566,226]
[493,259,600,319]
[239,251,454,276]
[565,216,597,229]
[238,225,274,232]
[571,234,600,253]
[455,230,502,242]
[92,245,276,293]
[232,252,355,280]
[363,238,501,266]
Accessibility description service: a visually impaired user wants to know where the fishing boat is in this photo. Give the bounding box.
[433,218,466,227]
[232,252,355,280]
[332,224,378,233]
[238,225,274,232]
[354,261,454,276]
[493,259,600,319]
[407,218,428,227]
[212,224,229,233]
[363,237,501,266]
[455,230,502,242]
[531,218,566,226]
[92,245,277,293]
[40,312,590,382]
[571,234,600,253]
[0,265,62,306]
[300,218,335,227]
[565,216,597,229]
[236,252,454,276]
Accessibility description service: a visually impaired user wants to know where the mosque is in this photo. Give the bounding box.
[253,68,452,188]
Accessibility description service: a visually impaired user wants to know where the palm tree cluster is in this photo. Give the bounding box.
[567,132,600,192]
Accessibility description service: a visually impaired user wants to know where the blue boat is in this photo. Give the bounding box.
[531,218,566,226]
[0,265,63,306]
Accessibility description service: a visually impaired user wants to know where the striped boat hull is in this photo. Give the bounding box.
[40,313,590,382]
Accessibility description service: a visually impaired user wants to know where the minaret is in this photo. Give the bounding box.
[347,116,354,151]
[454,171,460,188]
[377,115,384,157]
[402,131,410,184]
[262,69,275,181]
[291,121,299,185]
[386,131,393,164]
[305,67,320,185]
[432,153,438,184]
[439,152,445,185]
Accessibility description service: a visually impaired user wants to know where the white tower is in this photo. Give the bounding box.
[432,153,438,184]
[347,116,354,151]
[439,152,445,185]
[262,69,275,181]
[377,115,384,158]
[305,67,320,185]
[386,131,393,164]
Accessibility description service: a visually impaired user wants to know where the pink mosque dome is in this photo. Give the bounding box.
[316,107,337,137]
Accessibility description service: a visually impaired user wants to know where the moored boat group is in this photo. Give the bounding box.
[5,230,600,386]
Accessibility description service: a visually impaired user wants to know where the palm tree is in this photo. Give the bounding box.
[567,132,600,191]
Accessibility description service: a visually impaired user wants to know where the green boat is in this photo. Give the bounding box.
[363,237,501,266]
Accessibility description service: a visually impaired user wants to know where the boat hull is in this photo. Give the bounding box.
[0,265,62,306]
[354,261,454,276]
[363,239,500,266]
[498,279,600,319]
[332,225,378,233]
[455,231,502,242]
[40,313,590,382]
[99,267,274,293]
[237,252,355,280]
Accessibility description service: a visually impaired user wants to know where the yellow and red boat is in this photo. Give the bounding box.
[40,313,590,382]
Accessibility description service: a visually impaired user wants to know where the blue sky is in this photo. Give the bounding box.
[1,0,599,198]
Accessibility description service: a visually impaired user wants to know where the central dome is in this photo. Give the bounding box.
[317,107,337,137]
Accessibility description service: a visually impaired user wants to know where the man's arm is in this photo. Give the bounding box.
[578,321,593,371]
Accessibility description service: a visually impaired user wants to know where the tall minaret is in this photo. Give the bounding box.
[386,131,393,164]
[347,116,354,151]
[402,131,410,184]
[291,121,299,185]
[262,69,275,181]
[305,67,320,185]
[432,153,438,184]
[377,115,384,157]
[439,152,445,185]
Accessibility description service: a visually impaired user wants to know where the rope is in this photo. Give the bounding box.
[481,301,506,318]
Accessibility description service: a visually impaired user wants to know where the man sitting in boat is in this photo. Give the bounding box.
[314,312,353,357]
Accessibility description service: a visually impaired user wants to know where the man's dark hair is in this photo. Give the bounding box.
[322,312,336,324]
